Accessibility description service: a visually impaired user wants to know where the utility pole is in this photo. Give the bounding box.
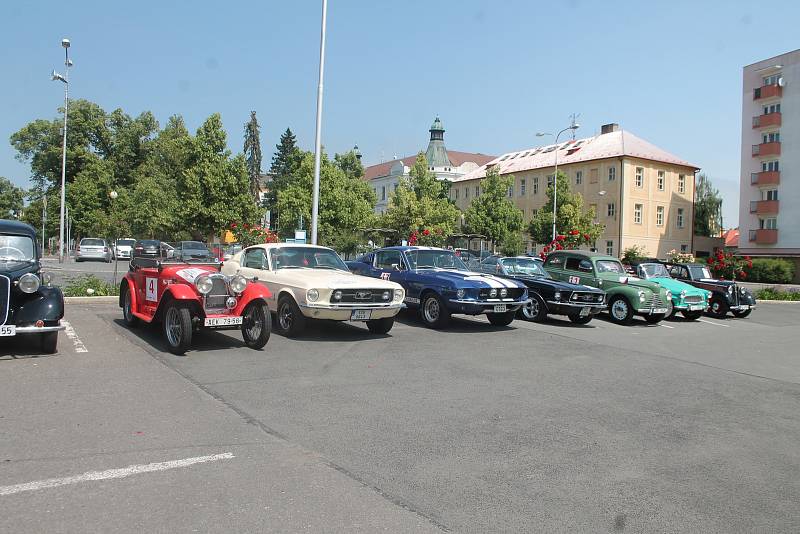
[310,0,328,245]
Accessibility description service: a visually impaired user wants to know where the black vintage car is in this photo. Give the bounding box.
[0,220,65,352]
[666,262,756,318]
[477,255,606,324]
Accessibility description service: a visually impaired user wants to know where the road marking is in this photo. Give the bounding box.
[659,323,675,329]
[698,319,730,328]
[62,321,88,352]
[0,452,234,497]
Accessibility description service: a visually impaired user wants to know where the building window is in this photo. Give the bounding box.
[454,188,459,200]
[680,245,688,252]
[607,203,616,217]
[475,185,480,197]
[393,183,398,191]
[657,171,665,191]
[589,168,598,183]
[764,73,781,86]
[635,167,644,188]
[381,186,386,201]
[678,174,685,194]
[520,178,526,196]
[465,186,469,199]
[764,103,781,114]
[634,203,643,224]
[764,189,778,201]
[656,206,665,226]
[575,170,583,185]
[760,217,778,229]
[507,185,513,198]
[762,160,779,172]
[608,166,616,181]
[533,177,539,195]
[547,174,555,186]
[676,208,684,228]
[763,132,780,143]
[606,240,614,256]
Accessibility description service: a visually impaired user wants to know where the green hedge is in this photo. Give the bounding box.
[747,258,795,284]
[756,288,800,301]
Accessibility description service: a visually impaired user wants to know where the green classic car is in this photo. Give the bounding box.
[627,260,709,320]
[544,251,671,325]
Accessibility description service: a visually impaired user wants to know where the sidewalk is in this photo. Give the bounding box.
[740,281,800,293]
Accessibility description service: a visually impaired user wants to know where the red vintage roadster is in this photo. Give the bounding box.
[120,257,272,354]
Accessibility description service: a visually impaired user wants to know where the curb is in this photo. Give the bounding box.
[756,299,800,304]
[65,296,119,304]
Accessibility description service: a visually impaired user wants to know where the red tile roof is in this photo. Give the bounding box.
[362,151,496,181]
[723,228,740,248]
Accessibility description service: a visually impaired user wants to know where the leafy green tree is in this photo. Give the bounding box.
[500,233,525,257]
[334,150,364,181]
[464,166,523,248]
[694,173,723,237]
[528,171,603,245]
[0,177,25,218]
[276,151,377,252]
[243,111,263,202]
[380,153,460,241]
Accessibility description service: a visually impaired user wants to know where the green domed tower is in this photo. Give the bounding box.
[425,117,452,168]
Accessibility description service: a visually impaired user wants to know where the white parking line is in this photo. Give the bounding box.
[659,323,675,329]
[0,453,234,497]
[698,319,730,328]
[62,321,89,352]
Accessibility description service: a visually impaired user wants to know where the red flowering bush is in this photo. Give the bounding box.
[408,227,446,247]
[707,251,752,281]
[539,229,593,259]
[229,222,279,247]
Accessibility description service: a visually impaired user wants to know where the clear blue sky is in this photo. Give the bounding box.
[3,0,799,227]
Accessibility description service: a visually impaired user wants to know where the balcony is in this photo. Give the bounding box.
[751,171,781,186]
[752,112,782,129]
[752,142,781,157]
[754,84,782,100]
[749,229,778,244]
[750,200,780,214]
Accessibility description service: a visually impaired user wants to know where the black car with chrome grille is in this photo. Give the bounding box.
[476,255,606,324]
[666,262,757,318]
[0,219,64,353]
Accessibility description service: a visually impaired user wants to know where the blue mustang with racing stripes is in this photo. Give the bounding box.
[347,246,529,328]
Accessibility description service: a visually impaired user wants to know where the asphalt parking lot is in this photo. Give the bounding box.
[41,256,125,288]
[2,302,800,532]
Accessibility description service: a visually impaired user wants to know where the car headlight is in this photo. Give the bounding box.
[489,288,498,298]
[728,285,734,294]
[307,288,320,302]
[333,290,342,301]
[740,287,746,295]
[382,290,391,301]
[195,275,213,295]
[230,275,247,294]
[456,288,465,299]
[41,272,53,285]
[394,289,404,301]
[500,288,508,297]
[19,273,40,294]
[554,291,561,301]
[638,290,646,302]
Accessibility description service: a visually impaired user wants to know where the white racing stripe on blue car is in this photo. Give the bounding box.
[463,274,518,289]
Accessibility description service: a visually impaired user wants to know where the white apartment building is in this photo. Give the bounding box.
[739,50,800,276]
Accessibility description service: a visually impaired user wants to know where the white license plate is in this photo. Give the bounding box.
[689,304,704,311]
[204,316,243,327]
[0,325,16,336]
[579,307,591,317]
[350,309,372,321]
[493,304,507,313]
[653,308,668,314]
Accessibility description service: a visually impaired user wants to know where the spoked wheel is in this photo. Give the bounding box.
[520,294,547,322]
[275,297,306,337]
[708,297,729,318]
[420,293,451,329]
[608,296,634,325]
[163,303,192,355]
[122,284,139,327]
[241,301,271,349]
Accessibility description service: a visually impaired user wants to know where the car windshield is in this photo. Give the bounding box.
[116,239,135,247]
[596,260,625,274]
[138,240,159,247]
[81,238,104,246]
[639,263,671,278]
[501,257,549,277]
[406,249,467,270]
[270,247,348,271]
[689,265,713,279]
[0,235,36,262]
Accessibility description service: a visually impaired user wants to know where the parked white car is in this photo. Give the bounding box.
[221,243,405,336]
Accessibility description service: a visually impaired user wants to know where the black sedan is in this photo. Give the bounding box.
[476,255,606,324]
[132,239,168,259]
[666,262,756,318]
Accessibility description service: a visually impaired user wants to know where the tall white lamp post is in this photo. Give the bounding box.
[310,0,328,245]
[536,120,580,241]
[51,38,72,263]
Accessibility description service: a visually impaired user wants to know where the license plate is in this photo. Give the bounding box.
[653,308,668,314]
[0,325,15,336]
[689,304,704,311]
[204,316,243,327]
[579,307,590,317]
[350,309,372,321]
[493,304,507,313]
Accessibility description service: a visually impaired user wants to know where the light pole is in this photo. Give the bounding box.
[51,38,72,263]
[310,0,328,245]
[536,120,579,241]
[109,190,119,289]
[41,195,47,253]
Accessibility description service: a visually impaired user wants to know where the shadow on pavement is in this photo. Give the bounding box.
[0,335,57,360]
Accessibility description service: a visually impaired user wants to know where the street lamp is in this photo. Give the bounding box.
[51,38,72,263]
[310,0,328,245]
[536,120,580,241]
[109,190,119,288]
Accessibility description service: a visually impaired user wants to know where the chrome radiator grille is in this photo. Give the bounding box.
[0,275,9,325]
[204,276,230,310]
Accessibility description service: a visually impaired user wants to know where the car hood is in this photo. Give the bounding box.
[646,277,707,295]
[507,274,601,293]
[0,261,39,281]
[602,273,664,292]
[414,268,526,289]
[262,268,401,290]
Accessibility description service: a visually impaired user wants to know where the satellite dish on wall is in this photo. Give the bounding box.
[778,76,785,87]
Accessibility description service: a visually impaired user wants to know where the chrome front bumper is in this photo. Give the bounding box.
[13,324,66,334]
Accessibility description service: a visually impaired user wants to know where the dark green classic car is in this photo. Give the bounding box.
[544,251,671,325]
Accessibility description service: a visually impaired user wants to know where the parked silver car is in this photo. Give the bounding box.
[76,238,112,262]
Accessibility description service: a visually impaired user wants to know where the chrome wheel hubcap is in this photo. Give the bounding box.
[124,290,132,320]
[523,299,538,319]
[279,305,292,331]
[424,298,440,323]
[165,308,182,346]
[611,300,628,320]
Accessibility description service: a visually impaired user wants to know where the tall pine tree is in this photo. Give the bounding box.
[243,111,263,203]
[266,127,301,229]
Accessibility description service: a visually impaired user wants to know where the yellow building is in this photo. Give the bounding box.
[450,124,700,258]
